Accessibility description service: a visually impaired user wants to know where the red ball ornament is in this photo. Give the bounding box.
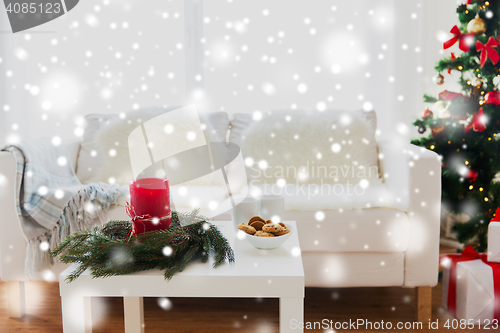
[485,91,500,106]
[467,169,478,182]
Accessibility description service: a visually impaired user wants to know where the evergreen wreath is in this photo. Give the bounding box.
[51,210,235,282]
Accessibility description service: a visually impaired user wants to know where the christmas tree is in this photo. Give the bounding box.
[412,0,500,252]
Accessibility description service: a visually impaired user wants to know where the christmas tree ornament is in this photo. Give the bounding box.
[418,126,426,134]
[467,16,487,35]
[485,91,500,105]
[444,25,474,52]
[448,53,458,74]
[431,125,445,134]
[439,108,452,119]
[473,77,483,87]
[434,73,445,85]
[423,109,434,119]
[467,169,478,182]
[464,107,487,132]
[432,100,452,117]
[432,100,446,111]
[476,37,499,67]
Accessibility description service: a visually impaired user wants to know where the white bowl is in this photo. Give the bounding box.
[244,224,294,250]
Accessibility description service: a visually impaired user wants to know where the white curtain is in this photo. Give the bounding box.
[0,0,459,146]
[0,0,186,145]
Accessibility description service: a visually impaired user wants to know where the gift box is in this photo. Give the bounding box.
[441,246,487,316]
[488,222,500,263]
[456,259,500,321]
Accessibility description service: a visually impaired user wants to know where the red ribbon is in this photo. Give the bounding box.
[464,107,486,133]
[490,263,500,320]
[441,246,500,319]
[125,202,171,238]
[476,37,500,67]
[444,25,474,52]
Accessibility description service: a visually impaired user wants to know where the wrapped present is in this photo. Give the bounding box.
[441,246,487,316]
[456,259,500,320]
[489,222,500,263]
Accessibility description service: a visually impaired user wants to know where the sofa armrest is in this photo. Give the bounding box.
[377,141,410,210]
[405,144,441,287]
[0,152,29,282]
[378,142,441,287]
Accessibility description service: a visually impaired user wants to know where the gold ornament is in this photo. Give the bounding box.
[473,77,483,88]
[467,17,487,35]
[438,108,451,119]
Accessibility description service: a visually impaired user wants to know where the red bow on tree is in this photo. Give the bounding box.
[476,37,500,67]
[443,25,474,52]
[464,107,487,133]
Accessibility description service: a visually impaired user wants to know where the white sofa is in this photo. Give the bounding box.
[0,109,441,321]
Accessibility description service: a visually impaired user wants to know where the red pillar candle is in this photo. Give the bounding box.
[129,178,171,235]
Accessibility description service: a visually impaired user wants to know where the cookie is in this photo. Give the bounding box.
[249,220,265,231]
[274,227,290,236]
[255,230,275,237]
[279,222,286,228]
[262,223,281,233]
[237,223,256,235]
[248,216,266,225]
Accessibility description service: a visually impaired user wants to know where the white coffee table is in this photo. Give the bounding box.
[59,221,304,333]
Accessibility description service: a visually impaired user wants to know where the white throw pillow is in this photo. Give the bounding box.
[238,110,380,185]
[88,107,220,186]
[76,113,119,183]
[201,112,229,142]
[229,110,377,146]
[228,113,253,147]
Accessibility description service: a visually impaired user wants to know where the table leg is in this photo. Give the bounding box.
[61,296,92,333]
[7,281,25,318]
[280,297,304,333]
[124,297,145,333]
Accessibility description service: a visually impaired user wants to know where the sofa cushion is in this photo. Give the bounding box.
[76,113,119,183]
[76,108,229,186]
[290,208,410,253]
[203,112,230,142]
[229,110,377,147]
[236,109,380,185]
[228,113,253,147]
[246,180,406,212]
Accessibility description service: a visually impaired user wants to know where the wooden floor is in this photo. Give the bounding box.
[0,279,484,333]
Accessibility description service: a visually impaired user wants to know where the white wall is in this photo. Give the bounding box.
[0,0,460,146]
[0,0,186,145]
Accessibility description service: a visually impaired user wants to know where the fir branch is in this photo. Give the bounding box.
[51,214,235,282]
